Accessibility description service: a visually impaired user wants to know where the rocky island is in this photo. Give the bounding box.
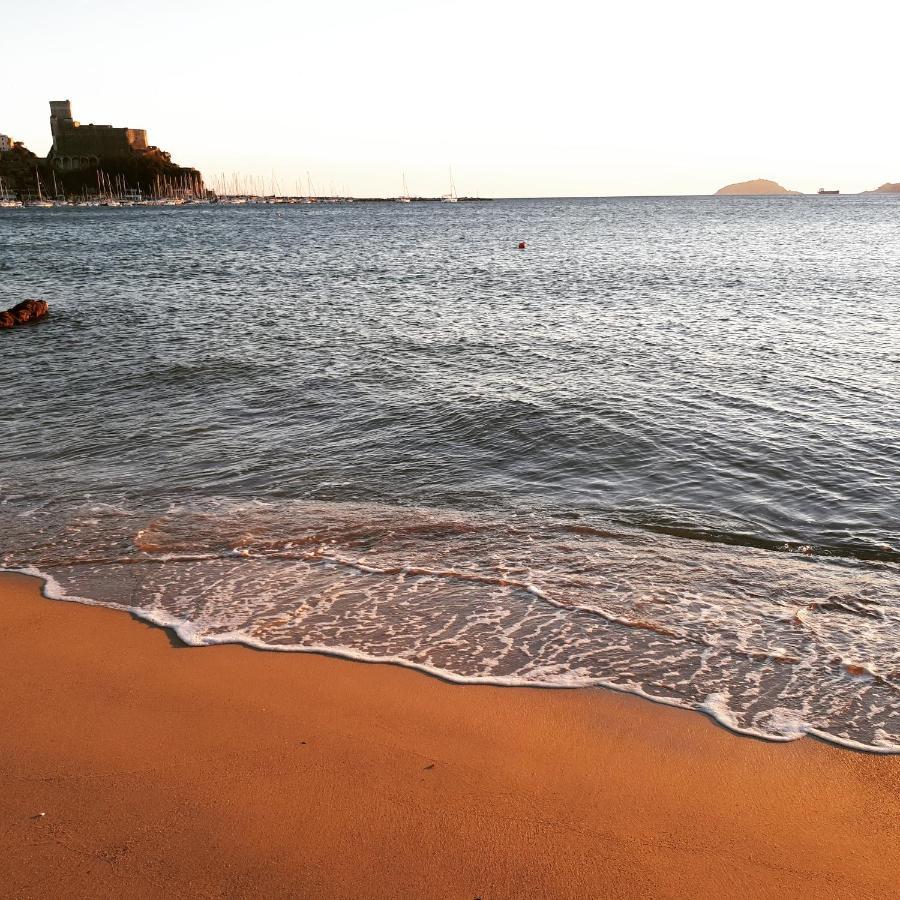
[864,182,900,194]
[715,179,801,196]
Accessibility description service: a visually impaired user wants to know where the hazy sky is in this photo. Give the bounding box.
[4,0,898,196]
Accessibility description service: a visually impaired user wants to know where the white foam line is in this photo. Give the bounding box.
[289,550,802,664]
[3,564,898,756]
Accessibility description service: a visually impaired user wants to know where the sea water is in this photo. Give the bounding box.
[1,196,898,751]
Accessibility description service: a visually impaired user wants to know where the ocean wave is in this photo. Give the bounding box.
[3,498,898,753]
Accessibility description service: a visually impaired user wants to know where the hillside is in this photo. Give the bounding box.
[0,143,202,200]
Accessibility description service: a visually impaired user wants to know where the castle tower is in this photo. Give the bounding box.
[49,100,77,146]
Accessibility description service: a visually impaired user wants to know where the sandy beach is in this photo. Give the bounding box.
[1,570,897,898]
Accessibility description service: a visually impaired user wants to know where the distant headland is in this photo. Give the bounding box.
[715,178,900,197]
[715,179,801,196]
[0,100,203,202]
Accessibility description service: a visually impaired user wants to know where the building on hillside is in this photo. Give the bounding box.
[47,100,153,170]
[0,134,14,152]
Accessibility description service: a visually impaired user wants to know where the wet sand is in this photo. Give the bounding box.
[1,570,898,898]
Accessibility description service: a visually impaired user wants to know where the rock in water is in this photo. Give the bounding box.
[0,299,49,328]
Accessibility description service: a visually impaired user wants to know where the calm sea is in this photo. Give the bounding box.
[1,197,898,751]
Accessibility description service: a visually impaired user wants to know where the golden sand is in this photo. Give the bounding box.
[1,571,897,898]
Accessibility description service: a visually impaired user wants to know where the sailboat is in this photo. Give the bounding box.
[27,169,54,208]
[396,173,412,202]
[0,176,22,207]
[441,167,459,203]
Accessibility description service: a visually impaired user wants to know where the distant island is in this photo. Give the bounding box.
[715,179,801,196]
[864,182,900,194]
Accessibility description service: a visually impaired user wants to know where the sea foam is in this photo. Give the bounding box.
[3,498,898,754]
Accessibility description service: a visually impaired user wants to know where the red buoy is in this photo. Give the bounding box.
[518,241,526,250]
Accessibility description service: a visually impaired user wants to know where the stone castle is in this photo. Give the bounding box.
[48,100,161,171]
[0,99,204,199]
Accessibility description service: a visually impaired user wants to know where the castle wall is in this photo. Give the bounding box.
[126,129,148,151]
[48,101,150,170]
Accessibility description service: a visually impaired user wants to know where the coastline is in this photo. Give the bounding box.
[2,571,898,898]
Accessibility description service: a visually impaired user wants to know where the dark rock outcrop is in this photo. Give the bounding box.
[0,299,49,328]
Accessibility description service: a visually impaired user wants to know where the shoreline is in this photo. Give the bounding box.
[4,194,899,209]
[9,564,896,756]
[2,570,898,897]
